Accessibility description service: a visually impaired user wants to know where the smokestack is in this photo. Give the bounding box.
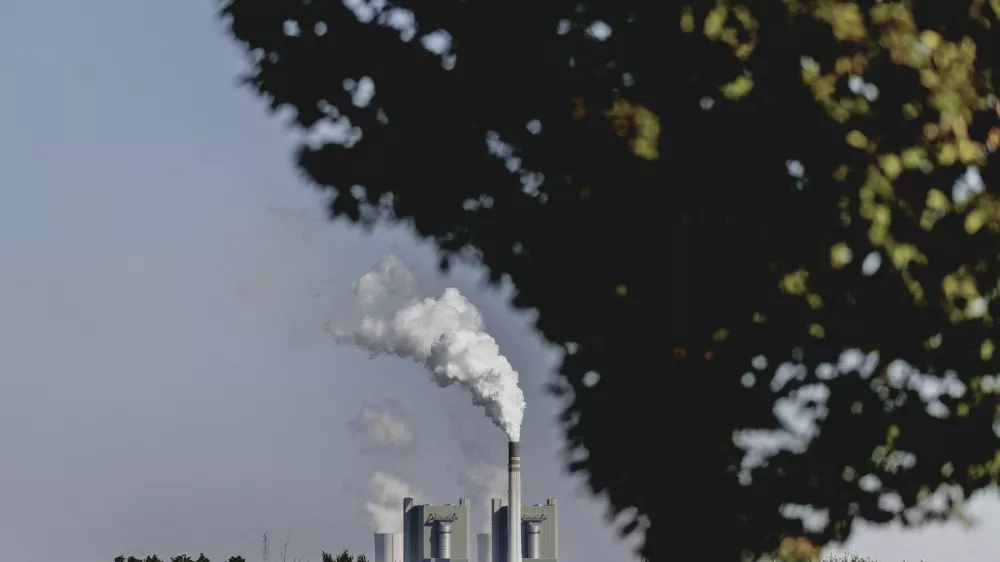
[508,441,521,562]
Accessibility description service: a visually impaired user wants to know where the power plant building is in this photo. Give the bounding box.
[373,442,557,562]
[490,498,558,562]
[402,497,472,562]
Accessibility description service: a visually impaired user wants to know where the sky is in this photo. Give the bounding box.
[1,1,1000,562]
[0,1,638,561]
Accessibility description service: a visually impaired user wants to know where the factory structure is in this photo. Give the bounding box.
[371,442,558,562]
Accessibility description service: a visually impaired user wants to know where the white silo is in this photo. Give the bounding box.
[374,533,393,562]
[390,532,403,562]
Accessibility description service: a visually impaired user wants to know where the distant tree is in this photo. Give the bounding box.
[321,550,358,562]
[221,0,1000,560]
[114,555,248,562]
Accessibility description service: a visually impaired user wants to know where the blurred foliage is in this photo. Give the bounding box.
[220,0,1000,559]
[820,555,880,562]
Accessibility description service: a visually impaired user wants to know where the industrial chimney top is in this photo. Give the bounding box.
[509,441,520,457]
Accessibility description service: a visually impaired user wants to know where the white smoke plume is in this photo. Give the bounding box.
[349,401,415,450]
[331,255,527,441]
[462,463,508,531]
[365,471,421,532]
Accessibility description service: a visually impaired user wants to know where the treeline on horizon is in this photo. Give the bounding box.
[113,550,368,562]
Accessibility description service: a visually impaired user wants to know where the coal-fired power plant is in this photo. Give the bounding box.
[373,442,557,562]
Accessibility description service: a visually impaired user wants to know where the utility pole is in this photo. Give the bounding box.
[262,533,270,562]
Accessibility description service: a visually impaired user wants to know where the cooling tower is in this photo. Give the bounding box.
[477,533,492,562]
[391,532,403,562]
[374,533,392,562]
[508,441,521,562]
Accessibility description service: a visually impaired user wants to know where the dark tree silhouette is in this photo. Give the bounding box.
[322,550,365,562]
[112,554,258,562]
[220,0,1000,559]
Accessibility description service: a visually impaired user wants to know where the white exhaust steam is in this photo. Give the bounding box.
[331,255,527,442]
[462,464,508,531]
[350,401,415,450]
[366,471,420,532]
[351,404,419,534]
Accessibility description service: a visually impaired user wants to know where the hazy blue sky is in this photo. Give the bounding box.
[1,1,999,562]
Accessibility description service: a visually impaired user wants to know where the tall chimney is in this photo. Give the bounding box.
[508,441,521,562]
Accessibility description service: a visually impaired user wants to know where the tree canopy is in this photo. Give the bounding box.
[113,553,356,562]
[322,550,368,562]
[220,0,1000,559]
[113,555,236,562]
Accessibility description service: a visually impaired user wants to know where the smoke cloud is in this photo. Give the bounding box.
[462,463,508,531]
[331,255,527,441]
[349,402,418,534]
[365,471,421,533]
[349,400,415,450]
